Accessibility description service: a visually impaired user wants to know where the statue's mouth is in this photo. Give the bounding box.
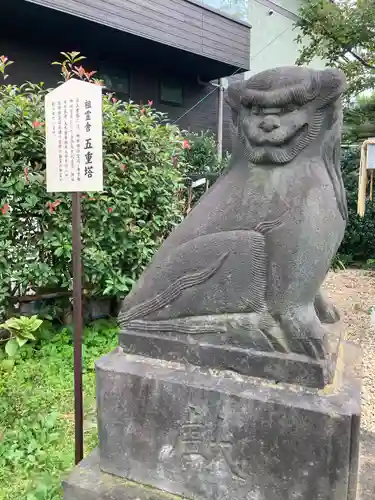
[247,123,308,148]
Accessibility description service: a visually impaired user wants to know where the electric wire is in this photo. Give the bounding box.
[171,26,292,124]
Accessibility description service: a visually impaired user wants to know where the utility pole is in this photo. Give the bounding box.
[217,78,224,162]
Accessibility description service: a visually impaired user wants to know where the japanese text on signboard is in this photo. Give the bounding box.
[45,79,103,192]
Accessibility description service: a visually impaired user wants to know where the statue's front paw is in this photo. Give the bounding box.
[323,302,340,323]
[279,310,328,359]
[315,294,340,324]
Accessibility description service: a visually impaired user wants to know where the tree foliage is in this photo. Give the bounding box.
[343,93,375,144]
[296,0,375,97]
[182,131,228,177]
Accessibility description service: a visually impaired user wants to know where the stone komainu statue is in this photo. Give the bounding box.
[119,66,347,361]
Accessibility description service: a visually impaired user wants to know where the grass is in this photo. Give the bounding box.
[0,319,118,500]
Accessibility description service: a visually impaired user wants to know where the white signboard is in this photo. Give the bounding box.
[367,141,375,170]
[45,79,103,192]
[191,178,207,188]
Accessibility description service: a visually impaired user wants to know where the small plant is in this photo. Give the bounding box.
[330,255,346,271]
[51,51,100,84]
[0,55,14,80]
[0,315,43,358]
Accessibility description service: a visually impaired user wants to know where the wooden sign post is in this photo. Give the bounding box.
[45,79,103,464]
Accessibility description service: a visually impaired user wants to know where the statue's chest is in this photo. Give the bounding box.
[211,166,294,223]
[180,160,324,238]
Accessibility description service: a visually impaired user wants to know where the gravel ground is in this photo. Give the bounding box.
[324,269,375,433]
[323,269,375,499]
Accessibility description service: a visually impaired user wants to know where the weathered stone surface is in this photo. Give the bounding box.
[62,449,184,500]
[62,430,373,500]
[63,433,375,500]
[95,341,361,500]
[118,66,348,373]
[119,321,342,388]
[358,430,375,500]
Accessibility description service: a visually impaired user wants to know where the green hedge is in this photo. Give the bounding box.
[181,130,228,176]
[338,147,375,266]
[181,130,228,211]
[0,53,188,321]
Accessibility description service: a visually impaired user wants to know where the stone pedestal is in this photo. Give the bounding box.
[63,340,361,500]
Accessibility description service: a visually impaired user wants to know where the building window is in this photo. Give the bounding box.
[160,78,183,106]
[201,0,249,22]
[101,70,130,98]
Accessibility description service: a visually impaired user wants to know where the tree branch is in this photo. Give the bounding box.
[346,49,375,70]
[299,0,375,71]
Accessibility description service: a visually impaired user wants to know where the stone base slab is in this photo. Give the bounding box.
[93,341,361,500]
[63,430,374,500]
[119,322,342,388]
[358,430,375,500]
[62,449,184,500]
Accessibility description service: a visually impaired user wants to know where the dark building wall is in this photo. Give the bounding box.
[0,36,234,149]
[0,38,58,88]
[125,68,219,135]
[29,0,250,70]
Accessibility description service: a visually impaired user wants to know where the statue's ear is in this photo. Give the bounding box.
[225,81,243,113]
[318,68,347,106]
[225,81,243,127]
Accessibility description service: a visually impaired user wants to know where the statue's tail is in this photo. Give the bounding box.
[255,218,284,234]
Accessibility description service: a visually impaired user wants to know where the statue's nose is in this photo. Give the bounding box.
[259,116,280,132]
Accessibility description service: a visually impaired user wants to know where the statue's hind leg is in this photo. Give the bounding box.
[120,229,289,353]
[120,229,270,324]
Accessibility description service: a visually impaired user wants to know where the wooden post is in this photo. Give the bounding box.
[45,78,103,464]
[72,191,83,464]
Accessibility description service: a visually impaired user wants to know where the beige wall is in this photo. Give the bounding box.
[246,0,326,77]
